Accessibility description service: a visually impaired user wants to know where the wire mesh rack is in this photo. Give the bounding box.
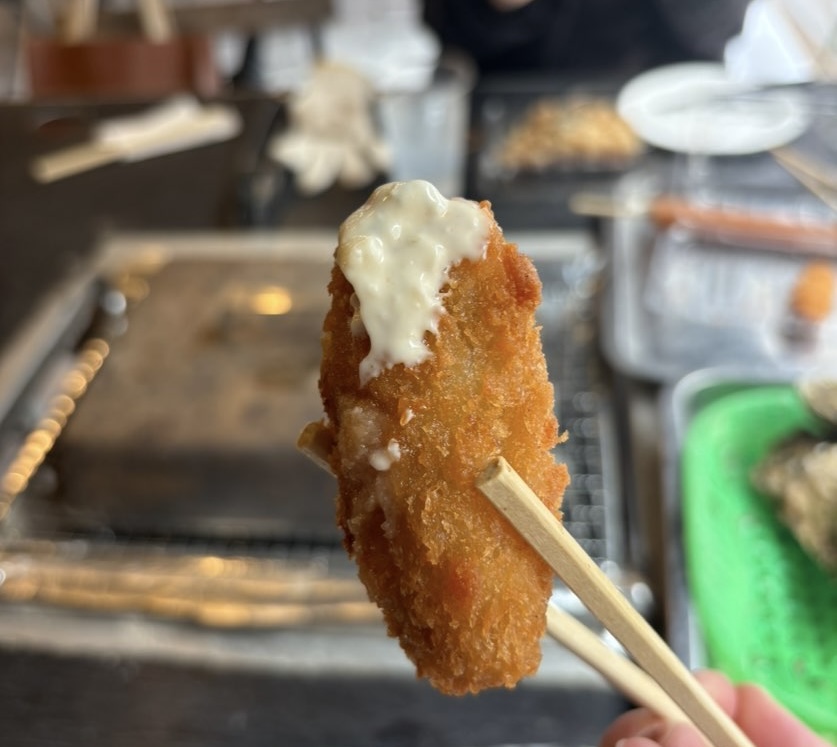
[0,237,639,626]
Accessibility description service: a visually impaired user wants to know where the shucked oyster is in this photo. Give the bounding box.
[798,378,837,429]
[752,434,837,574]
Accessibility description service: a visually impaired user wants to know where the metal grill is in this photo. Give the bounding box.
[536,253,621,567]
[0,239,633,624]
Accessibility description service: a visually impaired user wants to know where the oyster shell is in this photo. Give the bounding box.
[752,434,837,574]
[797,378,837,429]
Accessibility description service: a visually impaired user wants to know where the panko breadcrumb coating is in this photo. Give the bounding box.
[317,181,569,695]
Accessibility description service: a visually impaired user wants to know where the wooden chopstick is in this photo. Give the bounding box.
[298,422,694,726]
[62,0,99,43]
[478,457,755,747]
[137,0,177,43]
[772,147,837,213]
[545,604,688,725]
[298,421,334,474]
[773,147,837,192]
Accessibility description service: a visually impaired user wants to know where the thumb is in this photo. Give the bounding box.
[615,722,706,747]
[735,684,832,747]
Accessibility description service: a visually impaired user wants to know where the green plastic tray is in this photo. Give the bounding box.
[682,386,837,741]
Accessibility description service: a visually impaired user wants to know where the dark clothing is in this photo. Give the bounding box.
[423,0,749,76]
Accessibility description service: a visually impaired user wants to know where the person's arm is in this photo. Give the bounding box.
[599,670,832,747]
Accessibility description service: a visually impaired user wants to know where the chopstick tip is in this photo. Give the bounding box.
[477,455,508,486]
[297,421,335,475]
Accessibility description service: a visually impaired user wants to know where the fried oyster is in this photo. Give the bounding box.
[315,181,569,695]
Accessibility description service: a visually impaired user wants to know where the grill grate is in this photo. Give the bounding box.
[536,253,620,567]
[0,247,629,614]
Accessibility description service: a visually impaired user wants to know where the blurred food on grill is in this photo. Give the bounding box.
[498,97,642,171]
[789,261,835,324]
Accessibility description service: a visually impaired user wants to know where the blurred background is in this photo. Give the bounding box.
[0,0,835,745]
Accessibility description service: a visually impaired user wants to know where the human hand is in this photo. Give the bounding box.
[599,670,832,747]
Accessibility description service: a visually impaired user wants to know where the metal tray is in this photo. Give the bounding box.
[477,92,642,181]
[467,77,639,230]
[0,233,340,543]
[600,166,837,383]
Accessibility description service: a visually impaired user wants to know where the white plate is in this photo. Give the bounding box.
[616,62,811,155]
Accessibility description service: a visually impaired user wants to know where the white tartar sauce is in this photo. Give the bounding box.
[337,180,489,384]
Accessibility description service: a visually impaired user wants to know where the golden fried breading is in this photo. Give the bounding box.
[318,192,569,695]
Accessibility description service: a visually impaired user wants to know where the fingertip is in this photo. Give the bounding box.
[658,722,708,747]
[614,724,705,747]
[599,710,661,747]
[693,669,737,716]
[736,683,830,747]
[615,739,664,747]
[693,668,732,689]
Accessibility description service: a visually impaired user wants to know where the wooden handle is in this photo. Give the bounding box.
[31,142,119,183]
[297,421,335,473]
[137,0,177,43]
[62,0,99,42]
[478,457,755,747]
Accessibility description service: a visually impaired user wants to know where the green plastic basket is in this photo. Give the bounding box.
[682,386,837,742]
